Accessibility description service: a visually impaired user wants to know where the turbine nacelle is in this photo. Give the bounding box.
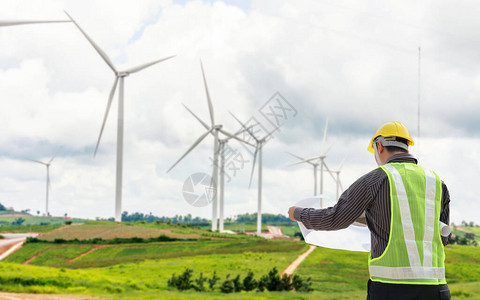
[117,72,130,77]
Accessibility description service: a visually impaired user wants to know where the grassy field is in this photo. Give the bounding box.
[1,222,480,299]
[0,215,86,228]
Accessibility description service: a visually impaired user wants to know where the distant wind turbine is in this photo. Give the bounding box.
[182,104,253,232]
[286,152,320,196]
[167,62,248,231]
[329,156,347,201]
[287,119,335,208]
[229,112,278,235]
[0,20,70,27]
[65,12,175,222]
[27,155,56,216]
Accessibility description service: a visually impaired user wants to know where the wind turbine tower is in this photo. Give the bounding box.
[66,12,175,222]
[230,112,278,235]
[28,156,56,216]
[168,62,249,231]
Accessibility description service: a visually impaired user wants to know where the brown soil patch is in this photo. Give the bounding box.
[282,245,316,276]
[23,252,41,265]
[68,245,106,262]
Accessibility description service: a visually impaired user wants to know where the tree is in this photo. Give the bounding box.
[11,218,25,226]
[0,203,6,211]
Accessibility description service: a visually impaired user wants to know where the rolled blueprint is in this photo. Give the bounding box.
[440,221,451,237]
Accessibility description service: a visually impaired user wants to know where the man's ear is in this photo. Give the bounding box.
[376,141,384,153]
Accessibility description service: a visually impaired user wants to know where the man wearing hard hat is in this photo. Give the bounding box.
[289,121,451,300]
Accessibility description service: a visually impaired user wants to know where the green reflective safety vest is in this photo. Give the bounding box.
[368,163,447,285]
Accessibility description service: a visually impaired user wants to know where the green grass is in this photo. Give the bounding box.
[0,215,85,227]
[0,224,62,233]
[1,222,480,299]
[452,230,480,243]
[6,238,306,269]
[0,249,303,297]
[456,226,480,235]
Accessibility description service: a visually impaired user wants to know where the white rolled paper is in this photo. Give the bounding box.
[440,221,451,237]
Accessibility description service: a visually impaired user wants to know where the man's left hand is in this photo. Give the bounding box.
[288,206,297,222]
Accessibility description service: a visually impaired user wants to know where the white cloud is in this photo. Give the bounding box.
[0,0,479,225]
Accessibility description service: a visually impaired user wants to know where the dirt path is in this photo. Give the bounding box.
[282,245,316,276]
[68,245,106,262]
[0,241,24,261]
[0,292,99,300]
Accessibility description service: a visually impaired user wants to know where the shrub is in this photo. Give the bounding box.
[219,275,234,293]
[242,271,257,291]
[167,269,194,291]
[232,274,242,292]
[281,273,293,291]
[192,272,207,292]
[292,274,313,292]
[208,271,219,291]
[167,268,313,293]
[260,267,283,291]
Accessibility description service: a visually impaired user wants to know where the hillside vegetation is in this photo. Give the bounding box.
[1,222,479,298]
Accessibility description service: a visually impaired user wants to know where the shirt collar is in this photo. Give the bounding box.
[386,152,418,165]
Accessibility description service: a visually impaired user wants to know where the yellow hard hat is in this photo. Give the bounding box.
[367,121,415,153]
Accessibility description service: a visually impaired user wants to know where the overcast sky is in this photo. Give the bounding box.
[0,0,479,225]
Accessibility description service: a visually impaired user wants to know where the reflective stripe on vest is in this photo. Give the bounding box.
[368,163,446,283]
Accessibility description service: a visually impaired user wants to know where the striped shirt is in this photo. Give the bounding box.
[294,153,450,258]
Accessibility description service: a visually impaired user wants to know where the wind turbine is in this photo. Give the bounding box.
[0,19,70,27]
[182,104,253,232]
[287,119,335,208]
[329,157,347,201]
[65,12,175,222]
[286,152,320,196]
[27,155,56,216]
[167,62,248,231]
[229,112,278,235]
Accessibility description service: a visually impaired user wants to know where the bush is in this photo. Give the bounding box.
[167,268,313,293]
[232,274,242,292]
[259,267,283,291]
[208,271,219,291]
[219,275,234,293]
[193,272,207,292]
[242,271,257,291]
[292,274,313,292]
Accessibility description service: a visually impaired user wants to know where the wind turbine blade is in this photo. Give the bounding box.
[263,125,280,141]
[286,151,306,161]
[200,60,215,126]
[27,159,47,166]
[322,161,337,182]
[124,55,176,74]
[248,148,258,188]
[338,156,347,171]
[0,20,70,27]
[324,143,335,156]
[167,129,212,173]
[321,118,329,154]
[94,77,119,157]
[183,104,210,131]
[64,11,117,73]
[48,155,56,164]
[286,160,315,168]
[229,111,259,142]
[219,128,255,148]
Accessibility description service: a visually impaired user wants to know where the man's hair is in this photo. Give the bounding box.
[384,137,409,153]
